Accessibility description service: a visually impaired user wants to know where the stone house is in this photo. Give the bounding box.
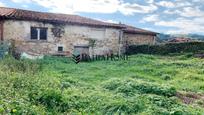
[168,37,192,43]
[0,7,157,56]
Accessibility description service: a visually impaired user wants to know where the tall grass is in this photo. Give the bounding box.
[0,54,204,114]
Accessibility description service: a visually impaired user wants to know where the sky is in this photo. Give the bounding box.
[0,0,204,35]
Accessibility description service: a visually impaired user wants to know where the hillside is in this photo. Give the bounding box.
[0,54,204,114]
[158,34,204,42]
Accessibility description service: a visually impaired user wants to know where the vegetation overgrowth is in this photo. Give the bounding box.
[127,42,204,55]
[0,54,204,114]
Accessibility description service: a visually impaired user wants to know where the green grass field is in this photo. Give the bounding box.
[0,54,204,114]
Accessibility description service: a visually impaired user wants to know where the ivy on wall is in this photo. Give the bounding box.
[88,39,96,47]
[51,25,65,38]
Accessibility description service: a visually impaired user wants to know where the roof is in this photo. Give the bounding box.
[0,7,123,28]
[0,7,158,35]
[122,24,158,35]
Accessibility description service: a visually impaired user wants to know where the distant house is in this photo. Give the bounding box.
[168,37,192,43]
[0,7,158,56]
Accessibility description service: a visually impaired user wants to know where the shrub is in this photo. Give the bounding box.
[161,74,172,80]
[34,89,69,112]
[103,79,177,97]
[103,97,146,114]
[127,42,204,55]
[148,95,178,109]
[0,56,42,74]
[103,79,123,91]
[134,83,176,97]
[60,78,80,89]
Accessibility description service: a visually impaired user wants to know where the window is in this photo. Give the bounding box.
[58,46,63,52]
[31,27,47,40]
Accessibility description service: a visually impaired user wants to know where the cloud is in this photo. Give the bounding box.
[156,1,175,8]
[104,20,119,24]
[179,7,204,17]
[155,17,204,34]
[93,18,119,24]
[31,0,120,14]
[11,0,158,15]
[141,14,159,22]
[0,1,6,7]
[164,7,204,17]
[119,3,158,15]
[11,0,31,3]
[145,0,154,4]
[156,0,192,9]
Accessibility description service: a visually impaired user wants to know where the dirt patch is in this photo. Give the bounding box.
[177,92,204,106]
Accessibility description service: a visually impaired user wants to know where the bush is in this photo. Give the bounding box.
[127,42,204,55]
[135,83,176,97]
[0,56,42,74]
[103,79,177,97]
[34,89,69,112]
[103,97,146,114]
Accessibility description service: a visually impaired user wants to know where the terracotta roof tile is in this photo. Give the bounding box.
[122,24,158,35]
[0,7,123,28]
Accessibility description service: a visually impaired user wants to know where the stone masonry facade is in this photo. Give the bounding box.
[3,20,121,56]
[124,33,156,45]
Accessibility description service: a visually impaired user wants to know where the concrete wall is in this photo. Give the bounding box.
[124,33,156,45]
[3,20,121,56]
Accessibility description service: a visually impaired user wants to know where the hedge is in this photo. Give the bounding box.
[127,42,204,55]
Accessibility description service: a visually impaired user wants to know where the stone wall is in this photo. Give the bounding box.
[124,33,156,45]
[3,20,121,56]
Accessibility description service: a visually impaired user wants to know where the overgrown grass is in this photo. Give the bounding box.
[0,54,204,114]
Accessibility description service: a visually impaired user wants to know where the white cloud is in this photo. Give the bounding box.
[145,0,154,4]
[10,0,158,15]
[0,2,6,7]
[156,1,175,8]
[141,14,159,22]
[180,7,204,17]
[119,3,158,15]
[12,0,31,3]
[104,20,119,24]
[155,17,204,34]
[163,10,178,15]
[164,7,204,17]
[31,0,121,14]
[93,18,119,24]
[157,1,192,8]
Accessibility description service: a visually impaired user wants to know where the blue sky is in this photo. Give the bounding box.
[0,0,204,34]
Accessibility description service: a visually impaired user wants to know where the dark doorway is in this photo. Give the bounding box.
[74,45,89,55]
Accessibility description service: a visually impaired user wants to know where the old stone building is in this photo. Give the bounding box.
[0,7,157,57]
[123,25,157,45]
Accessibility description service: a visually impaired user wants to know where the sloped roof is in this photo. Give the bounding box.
[122,24,158,35]
[0,7,123,28]
[0,7,158,35]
